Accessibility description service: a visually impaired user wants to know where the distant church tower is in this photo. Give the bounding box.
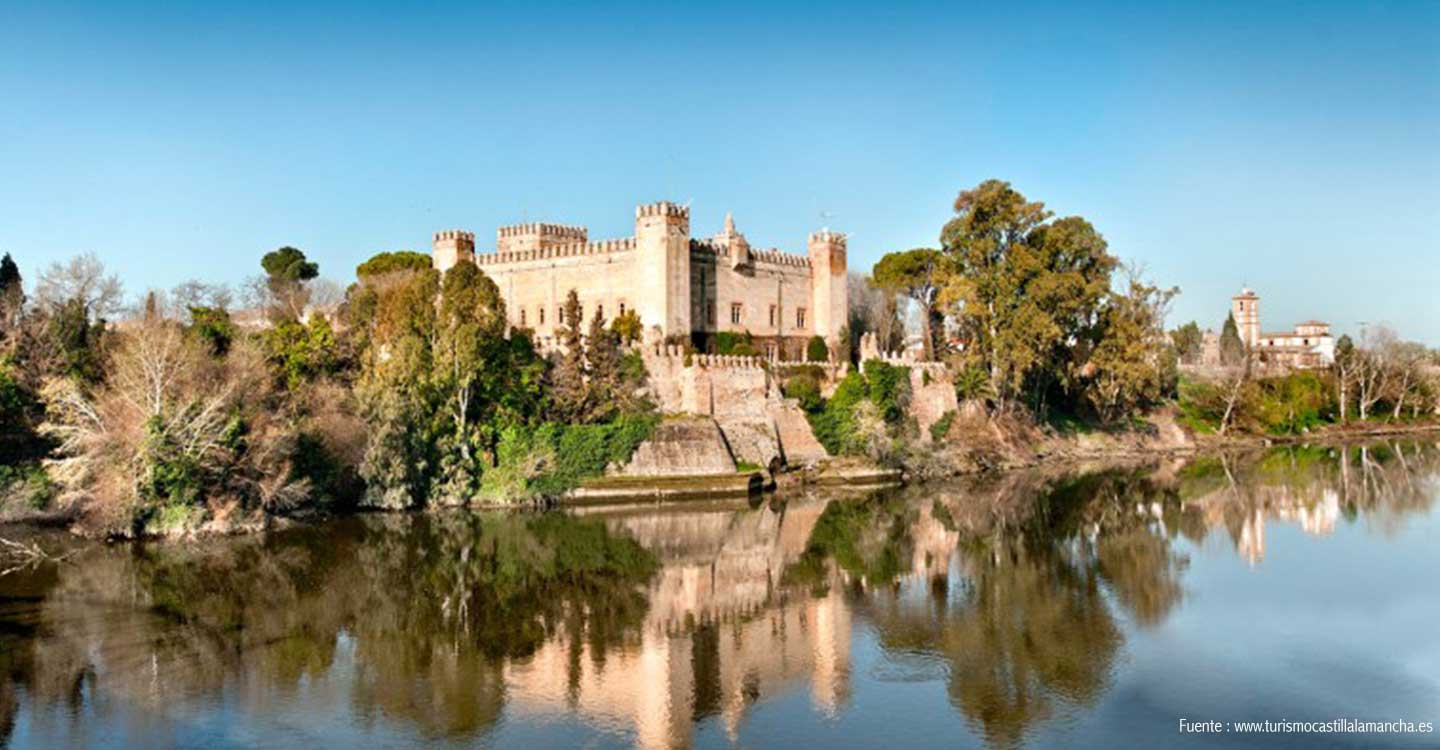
[1231,287,1260,347]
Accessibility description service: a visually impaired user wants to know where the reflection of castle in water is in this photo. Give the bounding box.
[2,440,1436,750]
[505,498,854,748]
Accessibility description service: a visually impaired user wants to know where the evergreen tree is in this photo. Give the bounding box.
[551,290,588,421]
[260,246,319,321]
[0,252,23,335]
[586,308,622,420]
[1220,313,1245,366]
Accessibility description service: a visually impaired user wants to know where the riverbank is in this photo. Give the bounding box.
[4,412,1437,540]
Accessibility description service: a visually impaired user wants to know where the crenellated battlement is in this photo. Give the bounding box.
[752,249,811,268]
[649,343,767,369]
[807,229,847,246]
[433,229,475,244]
[496,223,588,242]
[689,239,810,269]
[475,236,637,265]
[636,201,690,219]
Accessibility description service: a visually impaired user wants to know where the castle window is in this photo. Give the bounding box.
[618,302,626,316]
[769,305,777,327]
[706,302,715,326]
[796,308,807,328]
[520,308,527,326]
[730,303,742,325]
[539,307,545,325]
[597,304,604,321]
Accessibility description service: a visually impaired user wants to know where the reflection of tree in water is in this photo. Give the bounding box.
[1175,440,1440,561]
[791,468,1191,749]
[781,494,917,592]
[0,512,657,744]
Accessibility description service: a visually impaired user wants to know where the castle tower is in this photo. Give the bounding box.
[1231,287,1260,347]
[634,201,692,336]
[432,230,475,272]
[808,230,848,344]
[496,223,588,255]
[717,212,751,269]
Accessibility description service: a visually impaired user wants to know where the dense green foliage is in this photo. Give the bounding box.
[800,360,912,458]
[713,330,758,356]
[806,335,829,362]
[1,241,659,533]
[355,250,432,278]
[483,412,659,501]
[1219,313,1245,365]
[1179,371,1339,436]
[1169,321,1203,364]
[937,180,1117,414]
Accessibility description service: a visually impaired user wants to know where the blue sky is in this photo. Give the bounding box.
[2,1,1437,342]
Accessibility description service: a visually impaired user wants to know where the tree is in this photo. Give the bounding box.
[260,246,319,321]
[34,252,123,322]
[847,273,904,356]
[1354,324,1396,421]
[1082,278,1179,423]
[170,280,232,324]
[39,316,303,534]
[353,265,441,508]
[609,309,643,345]
[873,247,944,360]
[431,262,508,497]
[586,308,622,420]
[807,335,829,363]
[1169,321,1203,365]
[0,252,22,334]
[1333,334,1356,423]
[937,180,1116,412]
[356,251,432,279]
[1219,313,1245,366]
[49,298,107,384]
[550,290,588,421]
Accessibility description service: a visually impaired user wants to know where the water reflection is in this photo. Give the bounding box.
[1,439,1437,749]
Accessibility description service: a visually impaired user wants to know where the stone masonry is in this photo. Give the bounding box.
[431,202,848,356]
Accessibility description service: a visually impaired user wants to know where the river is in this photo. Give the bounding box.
[2,440,1437,749]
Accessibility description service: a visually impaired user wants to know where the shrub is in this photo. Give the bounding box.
[954,365,995,403]
[714,330,759,356]
[929,410,957,442]
[783,373,823,412]
[1254,371,1336,435]
[862,360,912,423]
[0,462,56,512]
[483,411,660,502]
[806,335,829,362]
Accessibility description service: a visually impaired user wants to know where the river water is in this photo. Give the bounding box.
[2,440,1438,749]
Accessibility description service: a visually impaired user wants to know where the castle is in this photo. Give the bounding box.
[1205,287,1334,369]
[431,201,847,360]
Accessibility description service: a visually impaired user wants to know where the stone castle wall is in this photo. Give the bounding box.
[431,201,847,351]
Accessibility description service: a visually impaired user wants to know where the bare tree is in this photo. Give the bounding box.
[1217,359,1252,436]
[846,272,904,353]
[307,278,345,313]
[1355,324,1396,421]
[171,280,234,321]
[34,253,124,321]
